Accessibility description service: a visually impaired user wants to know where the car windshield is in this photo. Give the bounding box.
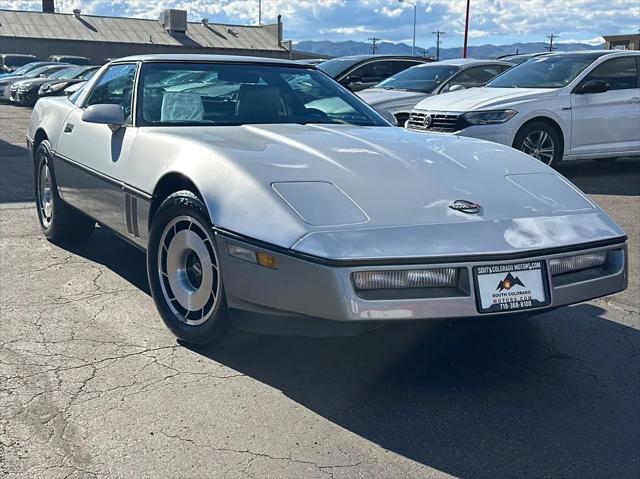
[25,66,59,78]
[79,68,98,80]
[6,63,41,75]
[137,62,388,127]
[50,67,81,80]
[375,65,459,92]
[487,53,606,88]
[316,58,362,78]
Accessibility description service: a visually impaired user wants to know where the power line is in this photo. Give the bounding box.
[368,36,381,54]
[432,30,445,60]
[546,34,559,52]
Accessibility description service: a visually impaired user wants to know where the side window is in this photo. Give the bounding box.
[394,60,421,74]
[580,57,638,91]
[85,64,137,123]
[451,65,503,88]
[350,61,394,83]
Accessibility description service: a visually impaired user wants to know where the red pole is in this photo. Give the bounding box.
[463,0,470,58]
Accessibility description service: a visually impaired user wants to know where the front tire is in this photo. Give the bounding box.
[147,191,230,345]
[513,121,563,166]
[34,140,95,243]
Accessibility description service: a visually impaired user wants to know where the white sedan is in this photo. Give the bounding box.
[407,50,640,166]
[358,59,513,124]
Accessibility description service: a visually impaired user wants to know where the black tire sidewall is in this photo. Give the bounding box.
[146,192,229,345]
[33,140,94,242]
[514,121,563,166]
[34,140,59,237]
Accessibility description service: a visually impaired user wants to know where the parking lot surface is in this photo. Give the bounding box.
[1,103,638,478]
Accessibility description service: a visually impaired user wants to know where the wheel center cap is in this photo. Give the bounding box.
[185,250,203,289]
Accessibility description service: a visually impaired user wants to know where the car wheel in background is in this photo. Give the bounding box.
[34,139,95,243]
[147,191,230,345]
[513,121,563,166]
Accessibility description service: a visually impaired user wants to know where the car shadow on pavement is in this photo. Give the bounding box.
[188,305,639,478]
[0,139,35,203]
[64,227,151,295]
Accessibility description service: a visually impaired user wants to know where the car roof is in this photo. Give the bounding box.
[326,54,429,60]
[51,55,90,59]
[113,54,306,66]
[415,58,511,67]
[545,49,638,57]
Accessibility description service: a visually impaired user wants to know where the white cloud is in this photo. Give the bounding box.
[321,25,375,35]
[0,0,637,46]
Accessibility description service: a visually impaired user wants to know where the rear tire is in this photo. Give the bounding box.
[147,191,230,345]
[513,121,563,166]
[34,140,95,244]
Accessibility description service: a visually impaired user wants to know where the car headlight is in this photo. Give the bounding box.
[463,109,517,125]
[47,82,67,92]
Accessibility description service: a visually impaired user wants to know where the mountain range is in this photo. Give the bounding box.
[294,40,603,60]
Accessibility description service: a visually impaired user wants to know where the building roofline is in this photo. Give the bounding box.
[0,8,277,29]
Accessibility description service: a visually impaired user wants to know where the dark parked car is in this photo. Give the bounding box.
[38,66,99,99]
[0,61,58,80]
[10,66,97,105]
[1,64,71,101]
[48,55,92,65]
[317,55,433,91]
[0,54,37,73]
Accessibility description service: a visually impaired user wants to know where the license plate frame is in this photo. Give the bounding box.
[473,260,550,314]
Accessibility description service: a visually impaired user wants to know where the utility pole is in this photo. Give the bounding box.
[258,0,262,26]
[368,36,381,54]
[546,34,558,52]
[432,30,445,60]
[398,0,417,56]
[419,48,429,58]
[462,0,470,58]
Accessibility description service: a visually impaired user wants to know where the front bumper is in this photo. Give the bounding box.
[453,123,517,147]
[9,88,34,105]
[216,233,628,322]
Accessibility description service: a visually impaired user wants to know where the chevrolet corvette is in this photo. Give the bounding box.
[27,55,628,344]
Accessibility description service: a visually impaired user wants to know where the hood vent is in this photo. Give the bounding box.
[159,9,187,35]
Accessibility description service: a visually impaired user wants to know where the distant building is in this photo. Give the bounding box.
[603,34,640,51]
[0,2,303,63]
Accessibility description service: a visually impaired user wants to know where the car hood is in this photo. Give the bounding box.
[357,88,429,108]
[0,75,27,85]
[413,87,559,112]
[135,124,623,259]
[13,78,50,88]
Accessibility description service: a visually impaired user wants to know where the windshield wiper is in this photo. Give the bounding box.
[295,120,344,125]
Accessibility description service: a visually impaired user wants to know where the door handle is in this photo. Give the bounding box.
[64,123,74,133]
[630,97,640,104]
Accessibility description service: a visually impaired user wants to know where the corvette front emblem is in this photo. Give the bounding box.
[449,200,481,214]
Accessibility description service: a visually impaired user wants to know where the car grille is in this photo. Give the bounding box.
[406,111,462,132]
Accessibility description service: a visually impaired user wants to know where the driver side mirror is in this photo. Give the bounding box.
[341,75,362,90]
[448,84,466,92]
[576,79,609,94]
[82,104,125,132]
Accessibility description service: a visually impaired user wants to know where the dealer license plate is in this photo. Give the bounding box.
[474,261,550,313]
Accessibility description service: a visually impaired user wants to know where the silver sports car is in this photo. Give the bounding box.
[27,55,628,344]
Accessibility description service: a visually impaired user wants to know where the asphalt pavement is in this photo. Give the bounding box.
[0,103,638,478]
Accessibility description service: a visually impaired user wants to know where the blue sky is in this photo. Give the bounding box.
[2,0,639,48]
